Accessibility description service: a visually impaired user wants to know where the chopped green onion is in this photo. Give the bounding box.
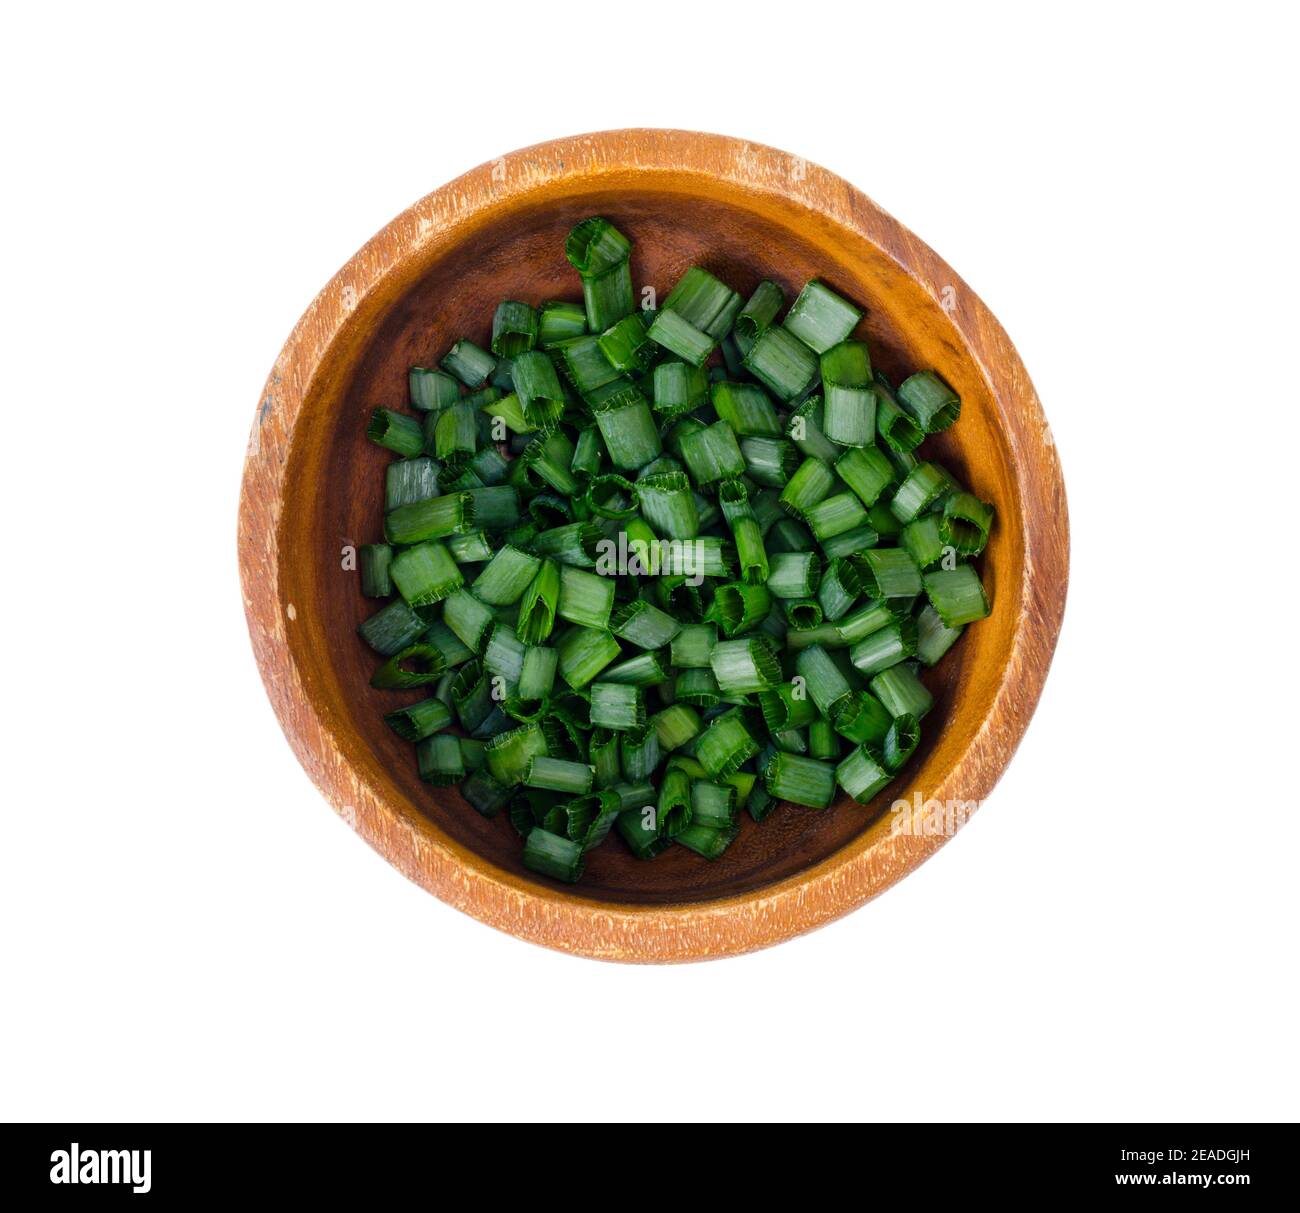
[621,725,660,783]
[674,822,739,859]
[590,682,645,731]
[647,308,715,367]
[890,461,956,523]
[779,456,835,518]
[537,300,587,347]
[600,648,670,687]
[767,550,822,599]
[461,770,513,818]
[617,803,670,859]
[636,471,699,539]
[371,643,446,689]
[589,728,621,788]
[385,457,440,511]
[485,722,549,787]
[510,350,566,429]
[901,512,948,569]
[557,334,623,394]
[662,266,741,337]
[652,360,710,421]
[442,588,495,653]
[764,751,836,808]
[740,436,799,488]
[594,387,662,471]
[383,697,453,742]
[836,744,894,804]
[417,734,464,785]
[882,713,920,771]
[922,565,991,626]
[857,548,923,599]
[389,540,462,607]
[695,707,759,779]
[610,599,681,650]
[571,425,605,480]
[367,408,424,458]
[897,370,960,433]
[472,545,540,606]
[782,280,863,354]
[565,217,631,276]
[597,311,655,373]
[711,381,781,437]
[831,690,893,745]
[679,419,745,486]
[519,428,578,494]
[556,625,621,689]
[707,582,772,637]
[710,636,781,694]
[916,603,964,666]
[385,492,473,544]
[675,667,721,707]
[522,828,585,882]
[690,780,738,829]
[733,280,784,350]
[517,558,560,644]
[583,260,635,332]
[441,339,496,388]
[358,597,428,656]
[820,340,876,447]
[557,566,615,629]
[651,703,702,752]
[409,367,461,411]
[743,324,819,401]
[870,665,933,720]
[804,492,868,542]
[758,681,819,732]
[657,766,692,837]
[534,522,601,567]
[525,755,595,795]
[940,492,994,556]
[785,395,841,463]
[491,300,538,357]
[359,543,393,598]
[794,644,852,717]
[670,623,717,669]
[850,617,918,676]
[518,644,558,702]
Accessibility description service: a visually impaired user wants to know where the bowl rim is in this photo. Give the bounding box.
[238,128,1069,963]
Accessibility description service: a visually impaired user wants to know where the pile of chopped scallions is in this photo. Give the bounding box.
[359,217,992,883]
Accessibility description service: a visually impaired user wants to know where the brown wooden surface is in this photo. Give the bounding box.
[238,129,1069,962]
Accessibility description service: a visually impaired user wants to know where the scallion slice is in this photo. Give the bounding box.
[922,565,991,626]
[743,324,819,401]
[897,371,960,433]
[782,280,863,354]
[491,300,538,358]
[442,339,497,388]
[367,408,425,458]
[522,828,585,883]
[359,543,393,599]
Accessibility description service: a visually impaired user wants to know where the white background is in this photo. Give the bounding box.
[2,2,1296,1123]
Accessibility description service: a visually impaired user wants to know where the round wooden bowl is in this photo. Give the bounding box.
[239,129,1068,962]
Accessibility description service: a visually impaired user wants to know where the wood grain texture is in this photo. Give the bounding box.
[238,129,1069,963]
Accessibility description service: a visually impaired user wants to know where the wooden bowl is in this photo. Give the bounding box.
[239,129,1068,962]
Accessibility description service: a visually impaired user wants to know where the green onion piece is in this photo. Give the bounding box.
[657,766,693,837]
[675,822,739,859]
[901,512,948,569]
[416,733,464,785]
[743,324,819,401]
[710,636,782,694]
[617,804,670,859]
[519,428,578,495]
[450,661,493,731]
[675,667,721,707]
[764,750,837,809]
[747,783,777,823]
[795,644,852,717]
[695,707,759,779]
[874,382,925,453]
[916,603,964,666]
[557,334,623,394]
[636,471,699,539]
[610,599,681,650]
[367,408,424,458]
[468,485,521,531]
[835,598,893,646]
[583,260,635,332]
[485,722,549,787]
[817,557,863,622]
[680,420,745,486]
[537,300,587,347]
[556,625,620,688]
[758,682,819,732]
[857,548,923,599]
[371,643,446,689]
[820,340,876,447]
[651,360,710,421]
[711,381,782,437]
[897,370,961,433]
[358,597,427,656]
[766,550,822,599]
[600,649,670,688]
[517,558,560,644]
[834,447,894,509]
[491,300,538,358]
[517,644,558,702]
[594,387,662,471]
[389,540,462,607]
[779,456,835,518]
[565,216,631,276]
[442,588,496,653]
[662,266,741,337]
[883,713,921,771]
[786,621,847,651]
[671,623,717,669]
[461,770,513,818]
[870,665,933,720]
[818,524,880,561]
[940,492,994,556]
[850,617,918,676]
[383,696,453,742]
[571,425,605,481]
[485,625,526,690]
[922,565,991,626]
[589,682,645,731]
[785,395,841,463]
[445,532,493,564]
[739,436,799,488]
[832,690,893,745]
[783,599,823,628]
[690,780,738,829]
[525,755,595,795]
[359,543,393,598]
[597,311,655,373]
[557,566,615,629]
[804,492,868,542]
[783,279,863,354]
[707,582,773,637]
[651,704,702,751]
[733,280,784,349]
[808,717,840,761]
[479,391,535,436]
[836,744,894,804]
[384,492,473,544]
[589,727,621,789]
[620,724,660,783]
[647,308,715,367]
[409,367,461,412]
[441,339,496,388]
[510,350,565,429]
[890,461,957,523]
[385,458,440,511]
[522,827,585,882]
[472,545,540,606]
[534,522,601,567]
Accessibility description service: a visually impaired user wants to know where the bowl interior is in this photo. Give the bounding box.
[278,176,1023,906]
